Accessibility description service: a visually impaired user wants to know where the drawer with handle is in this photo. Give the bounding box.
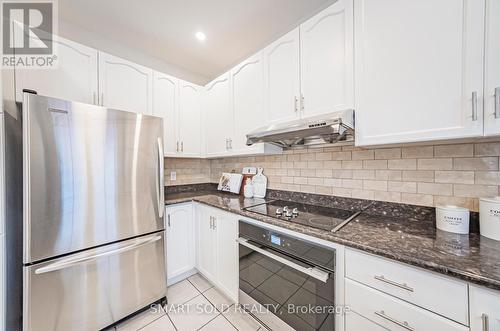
[345,279,469,331]
[345,310,389,331]
[345,248,468,325]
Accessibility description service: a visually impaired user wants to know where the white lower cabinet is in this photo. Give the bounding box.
[345,279,468,331]
[345,311,388,331]
[165,203,195,284]
[345,248,469,325]
[470,285,500,331]
[196,206,218,282]
[195,204,239,302]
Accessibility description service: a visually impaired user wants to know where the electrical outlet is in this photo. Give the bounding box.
[170,171,176,181]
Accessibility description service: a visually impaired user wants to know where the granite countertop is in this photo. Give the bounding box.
[165,188,500,291]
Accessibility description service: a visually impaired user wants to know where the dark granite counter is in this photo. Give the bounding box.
[164,186,500,291]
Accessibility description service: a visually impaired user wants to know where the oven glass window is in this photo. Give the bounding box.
[239,244,335,331]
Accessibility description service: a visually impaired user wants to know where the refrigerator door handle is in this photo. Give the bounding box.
[157,137,165,218]
[34,234,162,275]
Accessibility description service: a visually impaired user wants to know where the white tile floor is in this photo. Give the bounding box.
[112,273,264,331]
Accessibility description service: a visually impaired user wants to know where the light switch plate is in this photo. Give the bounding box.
[170,171,176,181]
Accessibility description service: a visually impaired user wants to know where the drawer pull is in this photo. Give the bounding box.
[482,313,489,331]
[374,275,414,292]
[375,310,414,331]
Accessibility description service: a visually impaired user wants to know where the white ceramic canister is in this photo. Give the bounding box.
[244,178,254,198]
[436,205,470,234]
[479,197,500,241]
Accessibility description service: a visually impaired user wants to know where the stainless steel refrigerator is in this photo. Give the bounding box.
[2,92,167,330]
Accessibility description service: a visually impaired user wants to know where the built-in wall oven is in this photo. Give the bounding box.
[237,221,336,331]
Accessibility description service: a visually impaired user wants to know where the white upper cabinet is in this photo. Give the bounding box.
[231,52,266,152]
[354,0,485,146]
[178,80,202,157]
[264,28,301,123]
[300,0,354,117]
[205,73,232,157]
[98,52,153,114]
[15,36,98,104]
[153,71,178,156]
[470,285,500,331]
[484,0,500,136]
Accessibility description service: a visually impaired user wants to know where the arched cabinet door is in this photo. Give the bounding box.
[16,36,98,104]
[231,52,267,153]
[204,73,231,157]
[98,51,153,114]
[178,81,202,157]
[153,72,178,156]
[300,0,354,117]
[263,28,301,124]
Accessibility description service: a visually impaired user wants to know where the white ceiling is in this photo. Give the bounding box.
[59,0,337,83]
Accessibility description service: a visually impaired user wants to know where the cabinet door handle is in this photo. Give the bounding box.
[225,139,228,150]
[229,138,232,149]
[176,141,179,152]
[209,216,213,229]
[93,92,96,105]
[181,141,184,152]
[301,93,304,112]
[472,91,478,121]
[374,275,414,292]
[213,217,217,230]
[167,214,171,227]
[374,311,414,331]
[482,313,489,331]
[100,93,104,106]
[495,87,500,119]
[294,96,298,112]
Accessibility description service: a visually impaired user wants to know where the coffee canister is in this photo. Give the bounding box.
[436,205,470,234]
[479,197,500,241]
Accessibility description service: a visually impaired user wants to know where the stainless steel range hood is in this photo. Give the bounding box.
[246,109,354,148]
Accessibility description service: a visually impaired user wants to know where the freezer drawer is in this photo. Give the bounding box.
[23,232,167,331]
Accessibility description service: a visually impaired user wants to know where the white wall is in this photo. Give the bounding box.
[59,20,210,85]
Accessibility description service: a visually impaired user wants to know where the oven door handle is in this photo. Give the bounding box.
[237,237,330,283]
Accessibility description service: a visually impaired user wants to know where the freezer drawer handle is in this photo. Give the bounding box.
[34,235,162,274]
[236,237,330,283]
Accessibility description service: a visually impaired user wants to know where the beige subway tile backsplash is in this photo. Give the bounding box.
[434,144,474,158]
[168,139,500,211]
[453,157,499,171]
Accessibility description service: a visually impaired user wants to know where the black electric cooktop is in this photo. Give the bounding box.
[243,200,360,232]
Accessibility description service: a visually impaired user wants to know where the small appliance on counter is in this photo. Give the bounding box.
[217,172,243,194]
[479,197,500,241]
[251,167,267,198]
[436,205,470,234]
